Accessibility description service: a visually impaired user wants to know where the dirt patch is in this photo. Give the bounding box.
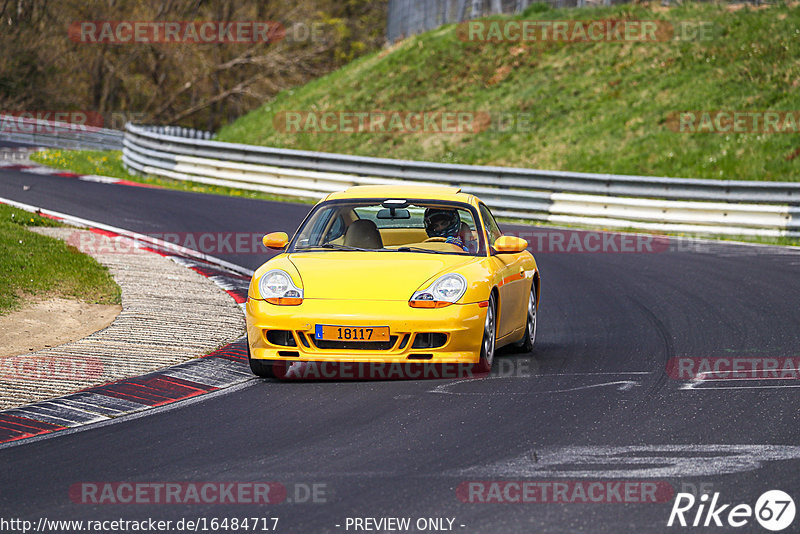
[726,2,772,11]
[487,65,513,86]
[0,298,121,358]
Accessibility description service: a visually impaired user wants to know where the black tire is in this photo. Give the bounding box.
[247,337,277,378]
[477,293,497,372]
[514,284,537,353]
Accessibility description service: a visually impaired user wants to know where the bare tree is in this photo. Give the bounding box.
[0,0,388,130]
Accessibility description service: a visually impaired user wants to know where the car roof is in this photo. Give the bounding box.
[326,185,472,203]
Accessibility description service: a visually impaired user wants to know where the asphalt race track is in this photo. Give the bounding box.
[2,169,800,533]
[0,141,37,148]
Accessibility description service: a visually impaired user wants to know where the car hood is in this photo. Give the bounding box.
[287,252,476,301]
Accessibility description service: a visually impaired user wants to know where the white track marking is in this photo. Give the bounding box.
[456,445,800,478]
[682,370,800,390]
[19,166,63,175]
[543,372,651,376]
[79,174,121,183]
[684,382,800,391]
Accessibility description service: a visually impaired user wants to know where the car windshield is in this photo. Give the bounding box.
[290,199,485,256]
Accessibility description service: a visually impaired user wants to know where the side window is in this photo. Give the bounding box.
[303,208,346,246]
[326,214,345,242]
[479,204,503,247]
[303,210,330,246]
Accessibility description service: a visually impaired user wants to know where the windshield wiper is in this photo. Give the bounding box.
[394,246,450,254]
[300,244,458,254]
[301,243,372,252]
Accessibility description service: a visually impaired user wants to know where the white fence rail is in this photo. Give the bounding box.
[0,114,123,151]
[123,123,800,238]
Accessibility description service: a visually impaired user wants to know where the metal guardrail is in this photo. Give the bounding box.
[123,123,799,238]
[2,114,793,237]
[0,114,124,151]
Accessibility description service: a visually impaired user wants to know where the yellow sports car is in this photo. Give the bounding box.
[245,185,539,379]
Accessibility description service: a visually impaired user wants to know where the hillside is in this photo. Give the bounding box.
[216,2,800,181]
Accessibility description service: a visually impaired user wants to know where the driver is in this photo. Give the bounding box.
[424,208,468,251]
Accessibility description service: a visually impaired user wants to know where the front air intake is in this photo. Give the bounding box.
[265,330,297,347]
[411,333,447,349]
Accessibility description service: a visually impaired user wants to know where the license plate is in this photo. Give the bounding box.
[315,325,389,342]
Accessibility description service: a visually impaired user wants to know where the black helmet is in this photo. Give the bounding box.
[424,208,460,238]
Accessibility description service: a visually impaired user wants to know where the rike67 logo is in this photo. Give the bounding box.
[668,490,795,531]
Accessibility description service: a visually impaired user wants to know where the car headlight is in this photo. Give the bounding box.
[258,269,303,305]
[409,273,467,308]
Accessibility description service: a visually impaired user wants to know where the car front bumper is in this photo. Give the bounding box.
[245,297,486,364]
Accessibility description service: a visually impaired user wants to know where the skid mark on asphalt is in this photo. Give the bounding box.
[454,445,800,478]
[429,374,644,395]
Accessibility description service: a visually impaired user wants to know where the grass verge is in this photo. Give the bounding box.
[0,204,121,315]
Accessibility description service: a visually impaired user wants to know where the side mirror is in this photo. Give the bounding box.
[263,232,289,250]
[493,236,528,253]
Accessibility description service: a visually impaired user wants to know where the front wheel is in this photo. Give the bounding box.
[247,337,277,378]
[477,293,497,372]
